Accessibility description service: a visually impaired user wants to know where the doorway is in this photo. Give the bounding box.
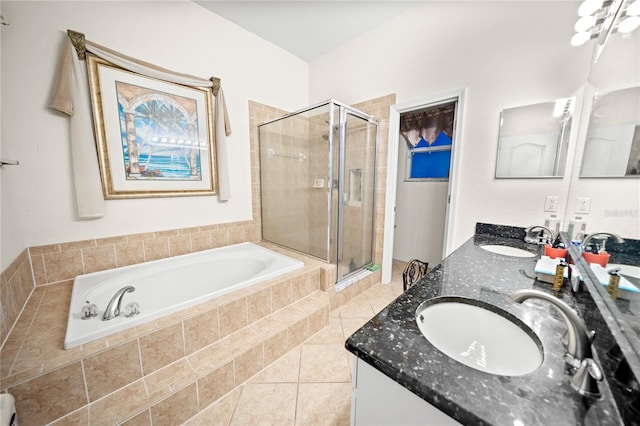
[381,90,465,284]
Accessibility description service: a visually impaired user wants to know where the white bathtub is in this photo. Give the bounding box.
[64,242,304,349]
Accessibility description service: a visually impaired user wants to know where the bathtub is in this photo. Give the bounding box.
[64,242,304,349]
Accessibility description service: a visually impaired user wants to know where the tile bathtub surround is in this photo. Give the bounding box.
[1,267,329,425]
[0,248,383,425]
[0,249,34,347]
[28,221,259,287]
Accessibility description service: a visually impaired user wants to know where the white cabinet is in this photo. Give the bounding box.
[351,357,462,426]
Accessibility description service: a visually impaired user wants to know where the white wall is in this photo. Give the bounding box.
[0,0,309,268]
[309,1,595,251]
[393,136,447,265]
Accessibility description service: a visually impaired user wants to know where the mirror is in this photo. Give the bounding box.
[496,99,574,178]
[580,86,640,177]
[565,27,640,379]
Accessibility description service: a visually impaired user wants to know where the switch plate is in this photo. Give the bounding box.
[575,197,591,214]
[544,196,559,212]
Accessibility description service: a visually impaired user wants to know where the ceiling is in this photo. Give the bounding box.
[194,1,420,62]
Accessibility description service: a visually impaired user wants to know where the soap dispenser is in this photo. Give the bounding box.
[607,268,621,300]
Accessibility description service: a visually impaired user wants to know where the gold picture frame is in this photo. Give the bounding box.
[86,54,217,199]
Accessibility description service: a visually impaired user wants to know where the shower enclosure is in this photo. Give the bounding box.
[258,100,378,284]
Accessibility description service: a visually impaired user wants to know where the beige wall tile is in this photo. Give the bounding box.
[143,237,169,262]
[139,323,185,375]
[247,287,271,324]
[49,407,89,425]
[287,318,308,349]
[121,409,151,426]
[82,245,117,274]
[271,279,292,312]
[210,229,228,248]
[196,360,235,409]
[183,310,220,354]
[150,383,198,425]
[43,249,84,283]
[190,231,212,252]
[84,340,142,401]
[9,362,87,425]
[89,380,151,425]
[116,240,145,267]
[235,344,264,385]
[169,234,192,257]
[263,329,288,367]
[218,298,247,338]
[29,244,61,256]
[30,254,47,285]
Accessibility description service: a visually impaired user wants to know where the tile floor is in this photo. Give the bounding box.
[184,261,406,426]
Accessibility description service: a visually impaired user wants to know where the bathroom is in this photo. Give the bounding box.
[1,0,639,424]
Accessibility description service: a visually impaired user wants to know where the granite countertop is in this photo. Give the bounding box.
[346,233,624,425]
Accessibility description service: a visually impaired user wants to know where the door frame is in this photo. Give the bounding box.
[381,89,466,284]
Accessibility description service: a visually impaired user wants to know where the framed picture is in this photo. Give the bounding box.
[86,54,217,199]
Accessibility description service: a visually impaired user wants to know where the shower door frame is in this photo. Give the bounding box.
[257,99,378,285]
[333,103,379,284]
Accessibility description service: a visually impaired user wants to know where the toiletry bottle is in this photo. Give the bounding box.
[608,270,621,300]
[553,259,567,292]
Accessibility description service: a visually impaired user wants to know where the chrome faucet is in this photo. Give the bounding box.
[524,225,555,245]
[582,232,625,253]
[103,286,135,321]
[510,289,602,397]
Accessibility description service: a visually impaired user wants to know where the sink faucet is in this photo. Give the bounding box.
[582,232,625,253]
[524,225,555,245]
[510,289,602,397]
[103,286,135,321]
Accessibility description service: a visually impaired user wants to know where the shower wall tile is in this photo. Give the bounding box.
[121,409,151,426]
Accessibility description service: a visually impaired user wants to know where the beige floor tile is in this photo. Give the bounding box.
[305,318,345,345]
[336,296,375,319]
[340,317,371,340]
[295,383,352,426]
[298,344,351,383]
[229,383,297,426]
[251,346,301,384]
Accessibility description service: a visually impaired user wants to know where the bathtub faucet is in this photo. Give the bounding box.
[103,286,136,321]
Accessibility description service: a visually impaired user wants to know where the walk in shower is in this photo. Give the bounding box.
[258,100,378,284]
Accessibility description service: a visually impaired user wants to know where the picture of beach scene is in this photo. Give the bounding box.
[116,81,207,181]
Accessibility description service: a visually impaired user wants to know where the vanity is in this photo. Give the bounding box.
[346,224,638,425]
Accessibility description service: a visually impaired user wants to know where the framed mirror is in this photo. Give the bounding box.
[496,98,575,178]
[579,86,640,177]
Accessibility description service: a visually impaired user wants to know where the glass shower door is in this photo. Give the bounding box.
[337,110,378,281]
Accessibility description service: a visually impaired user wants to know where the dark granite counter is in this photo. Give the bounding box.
[346,228,626,425]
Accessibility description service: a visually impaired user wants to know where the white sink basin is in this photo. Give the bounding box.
[480,244,536,258]
[416,297,543,376]
[607,263,640,280]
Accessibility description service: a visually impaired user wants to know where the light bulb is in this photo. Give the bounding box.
[627,0,640,16]
[571,31,593,46]
[618,16,640,32]
[578,0,604,17]
[575,15,597,31]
